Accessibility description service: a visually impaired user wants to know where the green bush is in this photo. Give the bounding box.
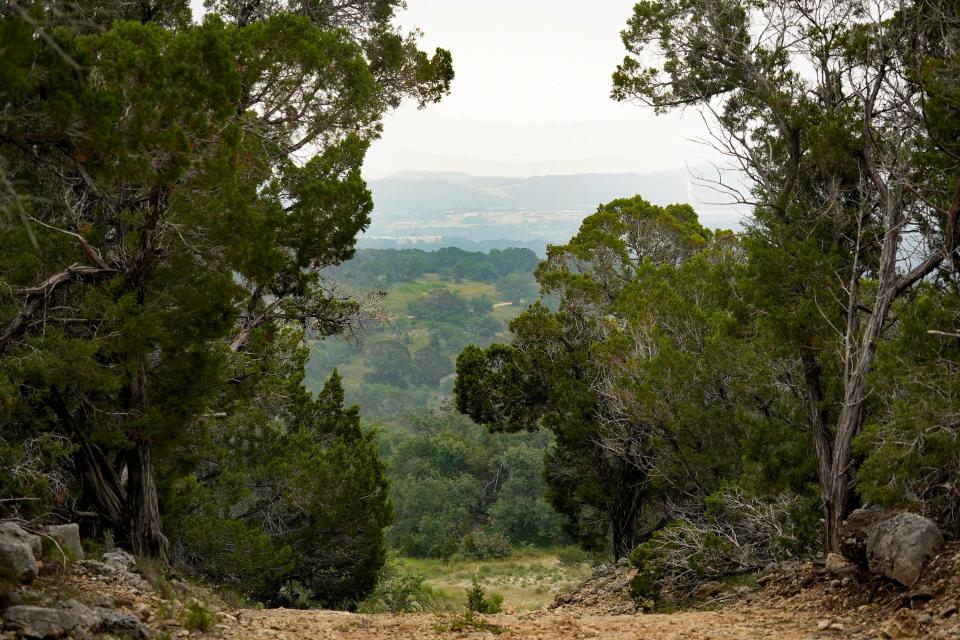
[458,530,513,560]
[358,564,446,613]
[465,578,503,614]
[277,581,318,610]
[556,546,589,565]
[165,372,392,610]
[182,599,213,632]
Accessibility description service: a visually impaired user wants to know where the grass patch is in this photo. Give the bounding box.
[395,548,591,611]
[182,598,214,632]
[136,556,176,600]
[434,611,503,635]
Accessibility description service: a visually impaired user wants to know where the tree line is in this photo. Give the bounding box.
[327,247,540,286]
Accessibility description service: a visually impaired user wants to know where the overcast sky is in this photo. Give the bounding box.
[365,0,712,179]
[190,1,715,179]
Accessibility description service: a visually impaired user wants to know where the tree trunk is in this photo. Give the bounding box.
[74,440,127,534]
[126,438,168,559]
[610,462,648,560]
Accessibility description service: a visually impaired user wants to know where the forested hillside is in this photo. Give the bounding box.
[306,247,568,566]
[308,247,540,417]
[1,0,959,634]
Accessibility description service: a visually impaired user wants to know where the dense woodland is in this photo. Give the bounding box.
[2,0,959,613]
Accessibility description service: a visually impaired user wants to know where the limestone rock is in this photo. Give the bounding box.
[840,506,897,566]
[2,605,81,639]
[0,523,42,583]
[0,523,41,559]
[0,541,39,584]
[866,512,943,586]
[45,524,84,561]
[2,600,153,640]
[102,549,137,573]
[826,552,856,575]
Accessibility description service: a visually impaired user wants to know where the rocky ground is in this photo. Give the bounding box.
[3,519,960,639]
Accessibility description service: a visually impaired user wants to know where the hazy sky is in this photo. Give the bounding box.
[190,1,715,179]
[364,0,713,179]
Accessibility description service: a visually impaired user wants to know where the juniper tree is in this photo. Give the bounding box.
[0,0,451,557]
[455,197,762,558]
[612,0,959,551]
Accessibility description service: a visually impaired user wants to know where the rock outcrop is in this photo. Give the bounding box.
[45,524,84,562]
[76,549,148,589]
[2,599,152,640]
[866,512,944,586]
[0,522,42,583]
[549,560,638,615]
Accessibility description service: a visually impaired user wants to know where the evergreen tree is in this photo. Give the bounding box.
[455,197,762,558]
[612,0,959,551]
[0,0,451,559]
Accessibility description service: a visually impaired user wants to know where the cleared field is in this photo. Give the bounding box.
[397,549,592,611]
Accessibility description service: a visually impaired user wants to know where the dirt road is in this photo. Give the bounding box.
[216,606,828,639]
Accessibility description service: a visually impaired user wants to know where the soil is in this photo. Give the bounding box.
[216,605,816,640]
[6,544,960,640]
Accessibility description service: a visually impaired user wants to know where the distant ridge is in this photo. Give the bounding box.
[370,169,693,214]
[364,169,746,250]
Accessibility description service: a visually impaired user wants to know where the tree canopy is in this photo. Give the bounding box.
[0,0,451,591]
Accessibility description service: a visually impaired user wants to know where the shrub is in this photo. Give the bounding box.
[465,578,503,614]
[459,530,513,560]
[277,581,318,610]
[182,599,213,632]
[556,546,589,565]
[357,564,446,613]
[629,488,806,605]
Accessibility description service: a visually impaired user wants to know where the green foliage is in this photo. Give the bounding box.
[556,546,589,566]
[494,273,538,305]
[181,599,214,633]
[458,530,513,560]
[165,371,392,608]
[612,0,960,550]
[277,581,318,610]
[358,562,448,613]
[856,286,960,535]
[455,197,762,559]
[379,408,564,559]
[465,578,504,614]
[434,611,504,635]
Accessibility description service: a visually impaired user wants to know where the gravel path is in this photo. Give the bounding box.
[216,606,823,639]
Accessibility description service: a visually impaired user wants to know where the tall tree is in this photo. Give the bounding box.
[0,0,451,556]
[456,197,753,558]
[614,0,959,552]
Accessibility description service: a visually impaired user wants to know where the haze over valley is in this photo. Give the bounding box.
[361,169,746,253]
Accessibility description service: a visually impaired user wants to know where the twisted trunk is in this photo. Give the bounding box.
[126,437,168,559]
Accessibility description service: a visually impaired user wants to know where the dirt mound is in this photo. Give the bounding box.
[750,541,960,639]
[546,559,638,615]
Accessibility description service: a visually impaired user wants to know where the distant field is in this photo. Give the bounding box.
[397,549,592,611]
[306,274,529,404]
